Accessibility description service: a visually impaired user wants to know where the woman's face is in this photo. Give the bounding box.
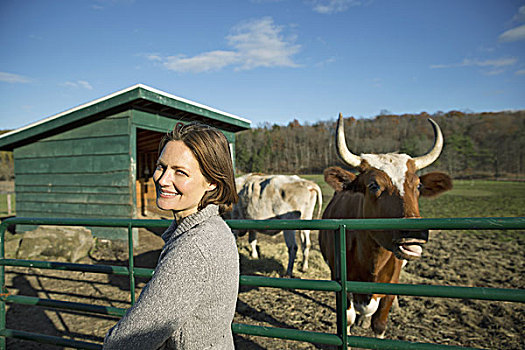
[153,140,216,221]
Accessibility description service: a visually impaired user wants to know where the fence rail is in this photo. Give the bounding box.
[0,216,524,350]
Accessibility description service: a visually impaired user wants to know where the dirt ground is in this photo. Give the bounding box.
[4,227,524,349]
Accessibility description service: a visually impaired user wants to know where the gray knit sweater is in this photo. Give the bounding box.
[103,204,239,350]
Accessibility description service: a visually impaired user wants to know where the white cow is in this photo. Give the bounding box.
[232,173,322,276]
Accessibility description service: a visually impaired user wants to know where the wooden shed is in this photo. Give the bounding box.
[0,84,251,239]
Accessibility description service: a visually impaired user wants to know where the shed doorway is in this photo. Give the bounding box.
[136,128,166,218]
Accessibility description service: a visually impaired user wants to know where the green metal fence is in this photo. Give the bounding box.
[0,216,524,350]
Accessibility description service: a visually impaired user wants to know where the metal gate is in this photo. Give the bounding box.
[1,216,524,349]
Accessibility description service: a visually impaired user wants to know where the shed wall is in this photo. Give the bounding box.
[11,108,241,239]
[14,113,134,239]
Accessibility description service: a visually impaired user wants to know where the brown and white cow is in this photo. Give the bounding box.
[319,113,452,338]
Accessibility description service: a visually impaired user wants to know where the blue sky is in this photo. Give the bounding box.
[1,0,524,130]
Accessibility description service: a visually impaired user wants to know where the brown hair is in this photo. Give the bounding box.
[158,122,238,213]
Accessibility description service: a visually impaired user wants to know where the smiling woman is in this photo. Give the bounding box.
[104,122,239,350]
[154,140,217,221]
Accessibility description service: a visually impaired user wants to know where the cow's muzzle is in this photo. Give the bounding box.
[393,230,429,260]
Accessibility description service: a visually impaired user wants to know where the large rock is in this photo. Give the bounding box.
[17,225,94,262]
[4,236,22,259]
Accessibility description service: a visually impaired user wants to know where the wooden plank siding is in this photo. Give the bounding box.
[131,109,237,143]
[14,114,134,239]
[132,110,178,133]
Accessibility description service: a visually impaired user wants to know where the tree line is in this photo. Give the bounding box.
[1,110,523,181]
[235,110,525,180]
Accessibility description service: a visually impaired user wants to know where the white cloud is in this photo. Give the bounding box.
[162,51,240,73]
[311,0,362,14]
[227,17,301,70]
[468,58,518,67]
[150,17,301,73]
[78,81,93,90]
[62,80,93,90]
[512,5,525,22]
[0,72,31,83]
[484,69,505,76]
[146,54,162,62]
[516,69,525,75]
[499,24,525,42]
[314,56,337,67]
[430,57,517,69]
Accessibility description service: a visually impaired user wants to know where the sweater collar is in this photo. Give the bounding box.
[162,204,220,243]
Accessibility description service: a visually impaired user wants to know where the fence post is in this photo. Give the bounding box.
[128,223,136,305]
[335,225,348,349]
[6,195,11,216]
[0,222,8,350]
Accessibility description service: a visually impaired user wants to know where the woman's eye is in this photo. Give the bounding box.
[176,170,188,176]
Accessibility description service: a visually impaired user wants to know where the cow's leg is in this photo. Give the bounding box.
[248,231,258,259]
[354,295,380,331]
[371,294,396,338]
[356,314,372,329]
[299,230,311,272]
[283,229,298,276]
[346,295,356,334]
[390,262,406,312]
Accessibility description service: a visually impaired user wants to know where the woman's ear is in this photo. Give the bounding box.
[207,182,217,192]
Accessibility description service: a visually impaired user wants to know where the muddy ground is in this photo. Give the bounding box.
[4,227,524,349]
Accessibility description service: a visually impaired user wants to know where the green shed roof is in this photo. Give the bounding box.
[0,84,251,151]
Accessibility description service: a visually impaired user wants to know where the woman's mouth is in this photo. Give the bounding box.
[159,190,180,198]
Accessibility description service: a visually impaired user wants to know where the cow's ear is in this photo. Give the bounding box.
[324,166,357,192]
[419,172,453,197]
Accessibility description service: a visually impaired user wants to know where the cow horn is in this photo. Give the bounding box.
[413,118,444,170]
[336,113,362,168]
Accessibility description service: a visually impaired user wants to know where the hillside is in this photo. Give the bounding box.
[235,110,525,180]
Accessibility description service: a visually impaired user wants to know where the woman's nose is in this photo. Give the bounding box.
[156,169,172,186]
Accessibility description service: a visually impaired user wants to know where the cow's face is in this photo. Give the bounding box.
[355,157,425,218]
[327,162,452,260]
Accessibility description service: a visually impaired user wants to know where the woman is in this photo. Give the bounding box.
[104,122,239,349]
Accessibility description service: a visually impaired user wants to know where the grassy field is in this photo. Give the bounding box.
[301,174,525,218]
[301,174,525,243]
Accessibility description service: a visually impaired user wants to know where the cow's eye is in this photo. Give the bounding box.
[368,182,381,194]
[417,183,424,192]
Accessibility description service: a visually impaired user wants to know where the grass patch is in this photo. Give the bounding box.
[301,175,525,242]
[302,175,525,219]
[301,174,333,213]
[302,175,525,241]
[419,179,525,218]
